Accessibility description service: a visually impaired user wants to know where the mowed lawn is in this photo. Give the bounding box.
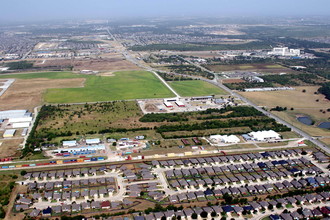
[169,80,227,97]
[0,71,174,103]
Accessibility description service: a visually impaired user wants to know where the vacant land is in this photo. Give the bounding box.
[168,80,227,97]
[0,77,84,111]
[239,86,330,137]
[33,55,140,72]
[0,71,174,104]
[0,139,24,158]
[45,71,174,103]
[205,63,293,73]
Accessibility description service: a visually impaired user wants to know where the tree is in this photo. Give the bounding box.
[20,170,27,176]
[276,203,282,209]
[191,213,198,219]
[161,216,166,220]
[211,211,217,217]
[200,211,208,218]
[268,204,274,210]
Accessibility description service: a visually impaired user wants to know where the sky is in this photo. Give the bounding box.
[1,0,330,22]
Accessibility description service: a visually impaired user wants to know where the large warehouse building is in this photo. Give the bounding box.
[248,130,281,141]
[209,135,240,144]
[0,110,32,120]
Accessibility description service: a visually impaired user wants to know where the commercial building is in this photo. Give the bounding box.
[3,129,16,138]
[210,135,240,144]
[268,47,301,56]
[164,102,173,108]
[248,130,281,142]
[175,101,185,107]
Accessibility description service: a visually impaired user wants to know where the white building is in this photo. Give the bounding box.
[0,110,31,120]
[63,140,77,147]
[86,138,100,145]
[268,47,301,56]
[248,130,281,141]
[3,129,16,138]
[210,135,240,144]
[8,117,33,123]
[12,122,30,128]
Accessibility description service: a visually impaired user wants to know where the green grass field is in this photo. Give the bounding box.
[169,80,227,97]
[0,71,80,79]
[0,71,175,103]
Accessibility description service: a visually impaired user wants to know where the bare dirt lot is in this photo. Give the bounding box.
[0,139,24,158]
[0,78,85,111]
[34,56,141,72]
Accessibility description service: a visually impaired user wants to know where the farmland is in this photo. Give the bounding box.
[0,70,175,104]
[239,86,330,138]
[168,80,227,97]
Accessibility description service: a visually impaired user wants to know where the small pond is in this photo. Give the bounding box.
[318,122,330,129]
[297,116,313,126]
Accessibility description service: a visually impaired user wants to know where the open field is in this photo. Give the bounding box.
[168,80,227,97]
[45,70,175,103]
[204,63,294,73]
[0,71,174,104]
[0,77,84,111]
[239,86,330,137]
[33,55,141,72]
[0,139,24,158]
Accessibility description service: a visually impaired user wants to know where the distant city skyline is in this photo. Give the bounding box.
[1,0,330,23]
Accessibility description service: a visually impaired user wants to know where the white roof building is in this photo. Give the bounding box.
[63,140,77,147]
[3,129,16,138]
[0,110,31,120]
[248,130,281,141]
[210,135,240,144]
[12,122,30,128]
[86,138,100,145]
[8,117,33,123]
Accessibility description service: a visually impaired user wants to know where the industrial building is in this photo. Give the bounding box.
[63,140,77,147]
[3,129,16,138]
[86,138,100,145]
[0,110,32,120]
[209,135,240,144]
[248,130,281,142]
[8,117,33,123]
[53,144,106,153]
[12,122,30,128]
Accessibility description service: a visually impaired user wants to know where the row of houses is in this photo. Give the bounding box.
[24,166,109,180]
[151,148,306,168]
[27,199,134,217]
[168,176,329,203]
[131,192,330,220]
[26,177,116,191]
